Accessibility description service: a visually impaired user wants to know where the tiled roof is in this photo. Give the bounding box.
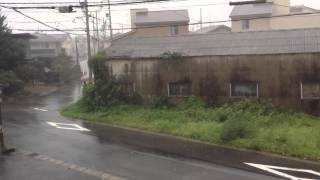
[135,10,189,25]
[230,3,272,19]
[10,33,36,39]
[290,5,319,13]
[192,25,231,34]
[106,28,320,58]
[31,33,70,43]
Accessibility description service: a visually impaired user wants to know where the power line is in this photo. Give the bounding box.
[0,1,229,14]
[0,0,192,9]
[0,0,137,5]
[0,4,79,35]
[11,19,230,32]
[11,9,320,33]
[8,20,72,23]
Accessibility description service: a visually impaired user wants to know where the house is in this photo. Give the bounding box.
[10,33,36,59]
[29,33,75,61]
[128,9,190,37]
[230,0,320,32]
[105,28,320,115]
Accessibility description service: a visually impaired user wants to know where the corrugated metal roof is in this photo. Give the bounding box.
[230,3,272,19]
[106,28,320,58]
[135,10,189,25]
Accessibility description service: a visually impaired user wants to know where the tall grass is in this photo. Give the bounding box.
[61,98,320,161]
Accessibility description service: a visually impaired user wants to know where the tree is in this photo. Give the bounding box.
[0,11,25,71]
[51,51,76,84]
[0,11,25,94]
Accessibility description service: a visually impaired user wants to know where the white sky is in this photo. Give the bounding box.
[1,0,320,35]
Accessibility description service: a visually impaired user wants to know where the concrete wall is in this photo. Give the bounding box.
[106,53,320,114]
[232,14,320,32]
[231,19,271,32]
[272,0,290,15]
[231,0,320,32]
[271,14,320,30]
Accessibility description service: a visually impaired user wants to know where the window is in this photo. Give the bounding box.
[230,82,258,97]
[241,19,250,30]
[170,25,179,35]
[168,82,191,97]
[301,82,320,100]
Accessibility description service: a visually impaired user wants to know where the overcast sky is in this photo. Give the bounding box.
[1,0,320,35]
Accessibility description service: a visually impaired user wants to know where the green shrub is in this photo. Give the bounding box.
[220,114,255,142]
[150,95,170,108]
[62,98,320,160]
[0,71,23,95]
[160,51,183,61]
[129,93,143,105]
[214,110,229,122]
[178,96,206,109]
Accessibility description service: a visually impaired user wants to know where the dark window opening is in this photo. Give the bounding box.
[230,82,258,97]
[168,82,191,96]
[170,25,179,35]
[301,82,320,99]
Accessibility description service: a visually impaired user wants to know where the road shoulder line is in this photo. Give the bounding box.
[17,149,126,180]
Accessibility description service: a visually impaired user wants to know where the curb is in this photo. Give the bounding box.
[80,121,320,175]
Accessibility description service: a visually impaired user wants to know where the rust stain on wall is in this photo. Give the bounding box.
[106,53,320,115]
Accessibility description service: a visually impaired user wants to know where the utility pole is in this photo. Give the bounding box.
[75,37,80,66]
[96,11,100,51]
[102,18,107,49]
[107,0,113,45]
[92,13,96,54]
[0,84,15,155]
[83,0,92,81]
[200,8,203,31]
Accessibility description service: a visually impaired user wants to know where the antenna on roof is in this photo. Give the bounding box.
[229,0,267,5]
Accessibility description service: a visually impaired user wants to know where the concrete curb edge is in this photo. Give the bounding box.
[74,119,320,174]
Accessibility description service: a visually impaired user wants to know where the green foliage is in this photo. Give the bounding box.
[89,52,109,82]
[160,51,183,61]
[220,114,255,142]
[0,12,25,71]
[150,95,170,108]
[51,51,75,83]
[178,96,206,109]
[81,53,142,111]
[15,64,39,82]
[0,71,24,95]
[62,99,320,160]
[80,81,120,111]
[0,12,26,95]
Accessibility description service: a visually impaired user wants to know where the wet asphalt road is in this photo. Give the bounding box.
[0,83,284,180]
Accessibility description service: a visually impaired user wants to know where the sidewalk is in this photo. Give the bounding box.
[0,152,99,180]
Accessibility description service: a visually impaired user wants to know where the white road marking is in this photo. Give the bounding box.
[47,122,90,132]
[33,108,48,112]
[18,150,125,180]
[245,162,320,180]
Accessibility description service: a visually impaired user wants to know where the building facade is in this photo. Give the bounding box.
[10,33,36,59]
[129,9,190,37]
[230,0,320,32]
[105,28,320,114]
[29,33,75,61]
